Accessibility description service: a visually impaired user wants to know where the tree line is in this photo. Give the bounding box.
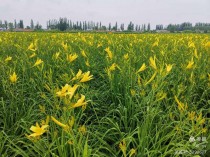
[46,18,151,32]
[0,18,210,32]
[0,19,42,31]
[166,22,210,33]
[0,18,152,32]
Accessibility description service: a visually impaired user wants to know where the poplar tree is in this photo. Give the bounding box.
[30,19,34,29]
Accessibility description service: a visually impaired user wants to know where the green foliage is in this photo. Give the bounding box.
[0,32,209,156]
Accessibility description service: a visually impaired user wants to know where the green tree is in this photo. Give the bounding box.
[120,23,124,31]
[143,24,146,32]
[147,23,150,31]
[101,25,106,31]
[58,18,68,31]
[19,20,24,29]
[84,21,87,30]
[35,22,42,30]
[14,20,17,29]
[30,19,34,29]
[138,25,141,31]
[127,21,134,31]
[69,20,72,30]
[167,24,176,32]
[108,23,111,31]
[4,20,8,29]
[79,21,82,30]
[8,23,14,31]
[95,22,99,30]
[115,22,118,31]
[135,24,138,31]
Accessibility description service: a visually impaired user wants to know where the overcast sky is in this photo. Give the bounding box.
[0,0,210,28]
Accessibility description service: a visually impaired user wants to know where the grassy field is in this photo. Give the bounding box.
[0,32,210,157]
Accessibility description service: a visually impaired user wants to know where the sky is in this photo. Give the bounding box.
[0,0,210,29]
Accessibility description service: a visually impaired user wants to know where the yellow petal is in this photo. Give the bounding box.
[149,56,157,70]
[136,63,146,73]
[80,71,93,83]
[51,116,68,128]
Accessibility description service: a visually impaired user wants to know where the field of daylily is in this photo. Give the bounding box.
[0,32,210,157]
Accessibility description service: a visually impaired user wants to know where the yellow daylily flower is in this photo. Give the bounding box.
[188,42,195,48]
[123,53,129,60]
[68,140,74,145]
[5,56,12,62]
[186,59,194,69]
[130,89,136,97]
[196,113,205,125]
[174,96,187,112]
[194,49,198,59]
[29,122,48,137]
[51,116,68,129]
[56,84,79,99]
[85,60,90,67]
[201,128,207,133]
[136,63,146,73]
[149,56,157,70]
[81,50,87,58]
[129,148,136,157]
[33,58,43,67]
[39,105,45,113]
[55,52,60,59]
[109,63,117,71]
[152,41,159,47]
[156,91,167,101]
[28,43,37,51]
[68,84,79,99]
[105,68,112,79]
[61,42,68,51]
[160,50,165,56]
[72,69,83,81]
[196,112,202,122]
[188,111,195,121]
[205,41,210,49]
[67,54,78,63]
[71,94,88,108]
[80,71,93,83]
[78,125,86,135]
[9,72,18,83]
[97,43,102,48]
[137,76,142,86]
[166,64,173,73]
[105,47,113,59]
[29,52,36,58]
[119,139,126,157]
